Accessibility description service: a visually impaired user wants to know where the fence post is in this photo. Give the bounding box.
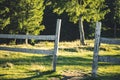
[92,22,101,77]
[52,19,62,71]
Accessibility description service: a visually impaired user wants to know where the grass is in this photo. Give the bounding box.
[0,40,120,80]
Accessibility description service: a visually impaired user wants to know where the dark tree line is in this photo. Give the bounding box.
[0,0,45,44]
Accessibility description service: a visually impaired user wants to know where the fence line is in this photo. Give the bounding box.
[98,56,120,64]
[92,22,101,77]
[0,46,54,55]
[100,37,120,45]
[53,19,62,71]
[0,34,55,40]
[0,19,62,72]
[92,22,120,77]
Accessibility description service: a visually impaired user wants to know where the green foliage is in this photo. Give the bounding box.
[0,0,45,35]
[49,0,109,45]
[114,0,120,24]
[18,0,45,35]
[50,0,109,23]
[0,0,10,30]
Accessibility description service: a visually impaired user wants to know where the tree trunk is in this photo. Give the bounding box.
[25,32,28,44]
[114,22,117,38]
[14,38,17,44]
[78,17,86,45]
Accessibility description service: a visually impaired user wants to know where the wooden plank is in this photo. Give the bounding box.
[100,37,120,45]
[0,34,55,40]
[98,56,120,64]
[0,46,54,55]
[92,22,102,77]
[0,19,62,72]
[52,19,62,71]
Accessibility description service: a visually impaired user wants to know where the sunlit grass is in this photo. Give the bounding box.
[0,40,120,80]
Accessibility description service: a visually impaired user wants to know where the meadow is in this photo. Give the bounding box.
[0,40,120,80]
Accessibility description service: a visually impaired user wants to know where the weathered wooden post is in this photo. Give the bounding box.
[92,22,101,77]
[52,19,62,71]
[0,19,62,72]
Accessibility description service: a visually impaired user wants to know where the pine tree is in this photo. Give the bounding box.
[0,0,10,31]
[19,0,45,34]
[18,0,45,44]
[114,0,120,37]
[114,0,120,24]
[49,0,109,45]
[0,0,45,44]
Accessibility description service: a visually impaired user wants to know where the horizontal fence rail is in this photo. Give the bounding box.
[92,22,120,77]
[98,56,120,64]
[100,37,120,45]
[0,19,62,72]
[0,46,54,55]
[0,34,56,40]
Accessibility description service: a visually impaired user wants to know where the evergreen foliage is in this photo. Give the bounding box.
[114,0,120,24]
[48,0,109,45]
[0,0,120,43]
[0,0,45,35]
[0,0,10,31]
[50,0,109,23]
[18,0,45,35]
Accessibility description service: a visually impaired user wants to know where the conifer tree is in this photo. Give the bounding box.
[0,0,10,31]
[48,0,109,45]
[18,0,45,44]
[0,0,45,44]
[114,0,120,37]
[19,0,45,35]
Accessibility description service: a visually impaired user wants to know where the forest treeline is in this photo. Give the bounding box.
[0,0,120,44]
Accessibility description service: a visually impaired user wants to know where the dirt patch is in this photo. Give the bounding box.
[48,77,60,80]
[61,70,89,80]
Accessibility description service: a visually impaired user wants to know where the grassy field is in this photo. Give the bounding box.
[0,40,120,80]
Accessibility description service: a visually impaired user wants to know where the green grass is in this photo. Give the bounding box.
[0,40,120,80]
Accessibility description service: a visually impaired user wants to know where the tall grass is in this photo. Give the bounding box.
[0,40,120,80]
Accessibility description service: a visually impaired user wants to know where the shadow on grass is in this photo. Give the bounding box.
[0,74,6,77]
[0,70,60,80]
[0,53,114,68]
[113,46,120,50]
[0,47,120,80]
[0,55,53,66]
[0,54,93,80]
[0,55,93,68]
[1,73,120,80]
[86,73,120,80]
[59,47,94,52]
[59,46,111,53]
[58,56,92,67]
[0,46,53,55]
[97,73,120,80]
[104,54,120,58]
[58,56,118,67]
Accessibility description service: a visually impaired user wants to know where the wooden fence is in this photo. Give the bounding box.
[92,22,120,77]
[0,19,62,72]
